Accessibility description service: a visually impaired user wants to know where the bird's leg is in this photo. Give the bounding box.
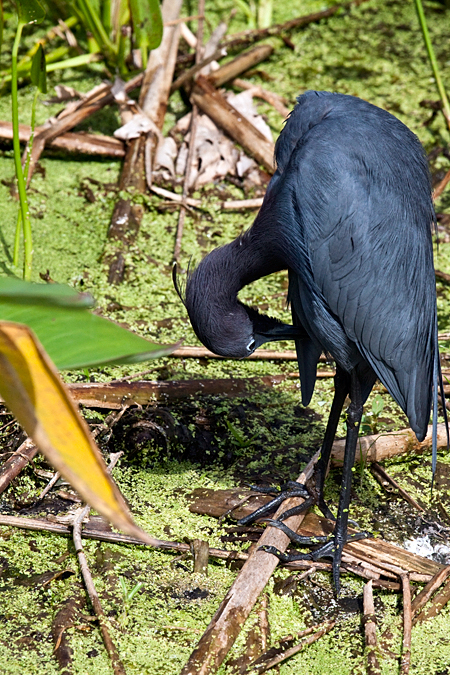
[262,369,371,595]
[278,366,350,523]
[238,367,350,527]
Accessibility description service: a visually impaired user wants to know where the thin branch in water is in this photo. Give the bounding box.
[363,580,381,675]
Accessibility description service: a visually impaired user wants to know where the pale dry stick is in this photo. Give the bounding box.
[400,574,412,675]
[411,564,450,617]
[223,198,264,210]
[37,471,60,501]
[231,78,291,118]
[173,0,205,263]
[73,452,125,675]
[179,450,320,675]
[250,621,336,673]
[150,185,201,207]
[363,580,381,675]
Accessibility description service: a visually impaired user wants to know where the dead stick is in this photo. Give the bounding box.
[411,564,450,616]
[0,121,125,157]
[0,438,38,494]
[371,462,424,511]
[191,74,274,173]
[73,453,125,675]
[400,573,412,675]
[363,580,381,675]
[413,577,450,625]
[222,198,264,210]
[221,0,370,51]
[26,74,143,184]
[208,44,274,88]
[170,46,227,94]
[173,0,205,262]
[232,79,290,118]
[179,451,320,675]
[434,168,450,201]
[251,621,336,673]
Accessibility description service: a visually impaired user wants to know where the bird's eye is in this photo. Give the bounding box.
[247,339,256,353]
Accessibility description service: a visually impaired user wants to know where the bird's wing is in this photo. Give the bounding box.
[295,137,436,439]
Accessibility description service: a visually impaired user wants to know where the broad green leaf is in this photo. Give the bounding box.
[30,43,46,93]
[129,0,163,66]
[15,0,45,24]
[0,321,153,542]
[0,278,175,369]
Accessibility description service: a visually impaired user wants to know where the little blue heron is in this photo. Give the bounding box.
[174,90,448,594]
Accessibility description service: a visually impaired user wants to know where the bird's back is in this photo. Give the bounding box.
[263,91,437,441]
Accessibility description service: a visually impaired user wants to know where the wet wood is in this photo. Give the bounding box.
[363,580,381,675]
[370,462,424,511]
[413,568,450,626]
[191,539,209,574]
[105,0,183,284]
[0,438,38,494]
[434,168,450,200]
[411,564,450,617]
[435,268,450,284]
[400,574,412,675]
[191,74,275,173]
[66,374,298,408]
[0,121,125,157]
[179,451,320,675]
[52,586,87,675]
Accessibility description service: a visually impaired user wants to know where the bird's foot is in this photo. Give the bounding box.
[261,521,372,595]
[238,481,311,526]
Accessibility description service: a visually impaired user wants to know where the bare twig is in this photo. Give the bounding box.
[0,121,125,157]
[411,564,450,617]
[400,574,412,675]
[222,198,264,210]
[37,471,61,501]
[0,438,38,494]
[170,46,227,94]
[232,79,290,118]
[370,462,424,511]
[248,621,336,673]
[72,453,125,675]
[173,0,205,262]
[363,580,381,675]
[434,169,450,201]
[150,185,201,207]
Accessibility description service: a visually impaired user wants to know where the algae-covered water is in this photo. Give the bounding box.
[1,0,450,673]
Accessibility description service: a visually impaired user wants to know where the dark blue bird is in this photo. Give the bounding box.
[175,90,447,594]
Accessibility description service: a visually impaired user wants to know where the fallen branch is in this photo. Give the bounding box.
[231,78,290,118]
[222,197,264,210]
[370,462,424,511]
[400,574,412,675]
[191,74,274,173]
[434,168,450,201]
[221,0,371,52]
[413,567,450,626]
[247,620,336,673]
[0,121,125,157]
[411,564,450,617]
[105,0,183,284]
[179,451,320,675]
[363,580,381,675]
[208,44,274,88]
[0,438,38,494]
[72,453,126,675]
[150,184,201,207]
[25,75,143,184]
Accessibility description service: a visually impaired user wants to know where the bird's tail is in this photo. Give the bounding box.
[432,315,449,487]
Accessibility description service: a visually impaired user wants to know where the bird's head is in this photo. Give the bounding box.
[173,253,304,358]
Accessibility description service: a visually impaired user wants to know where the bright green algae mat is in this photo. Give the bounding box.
[1,0,450,673]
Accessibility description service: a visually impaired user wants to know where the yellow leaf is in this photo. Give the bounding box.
[0,321,153,543]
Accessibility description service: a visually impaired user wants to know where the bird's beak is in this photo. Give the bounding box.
[254,323,305,348]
